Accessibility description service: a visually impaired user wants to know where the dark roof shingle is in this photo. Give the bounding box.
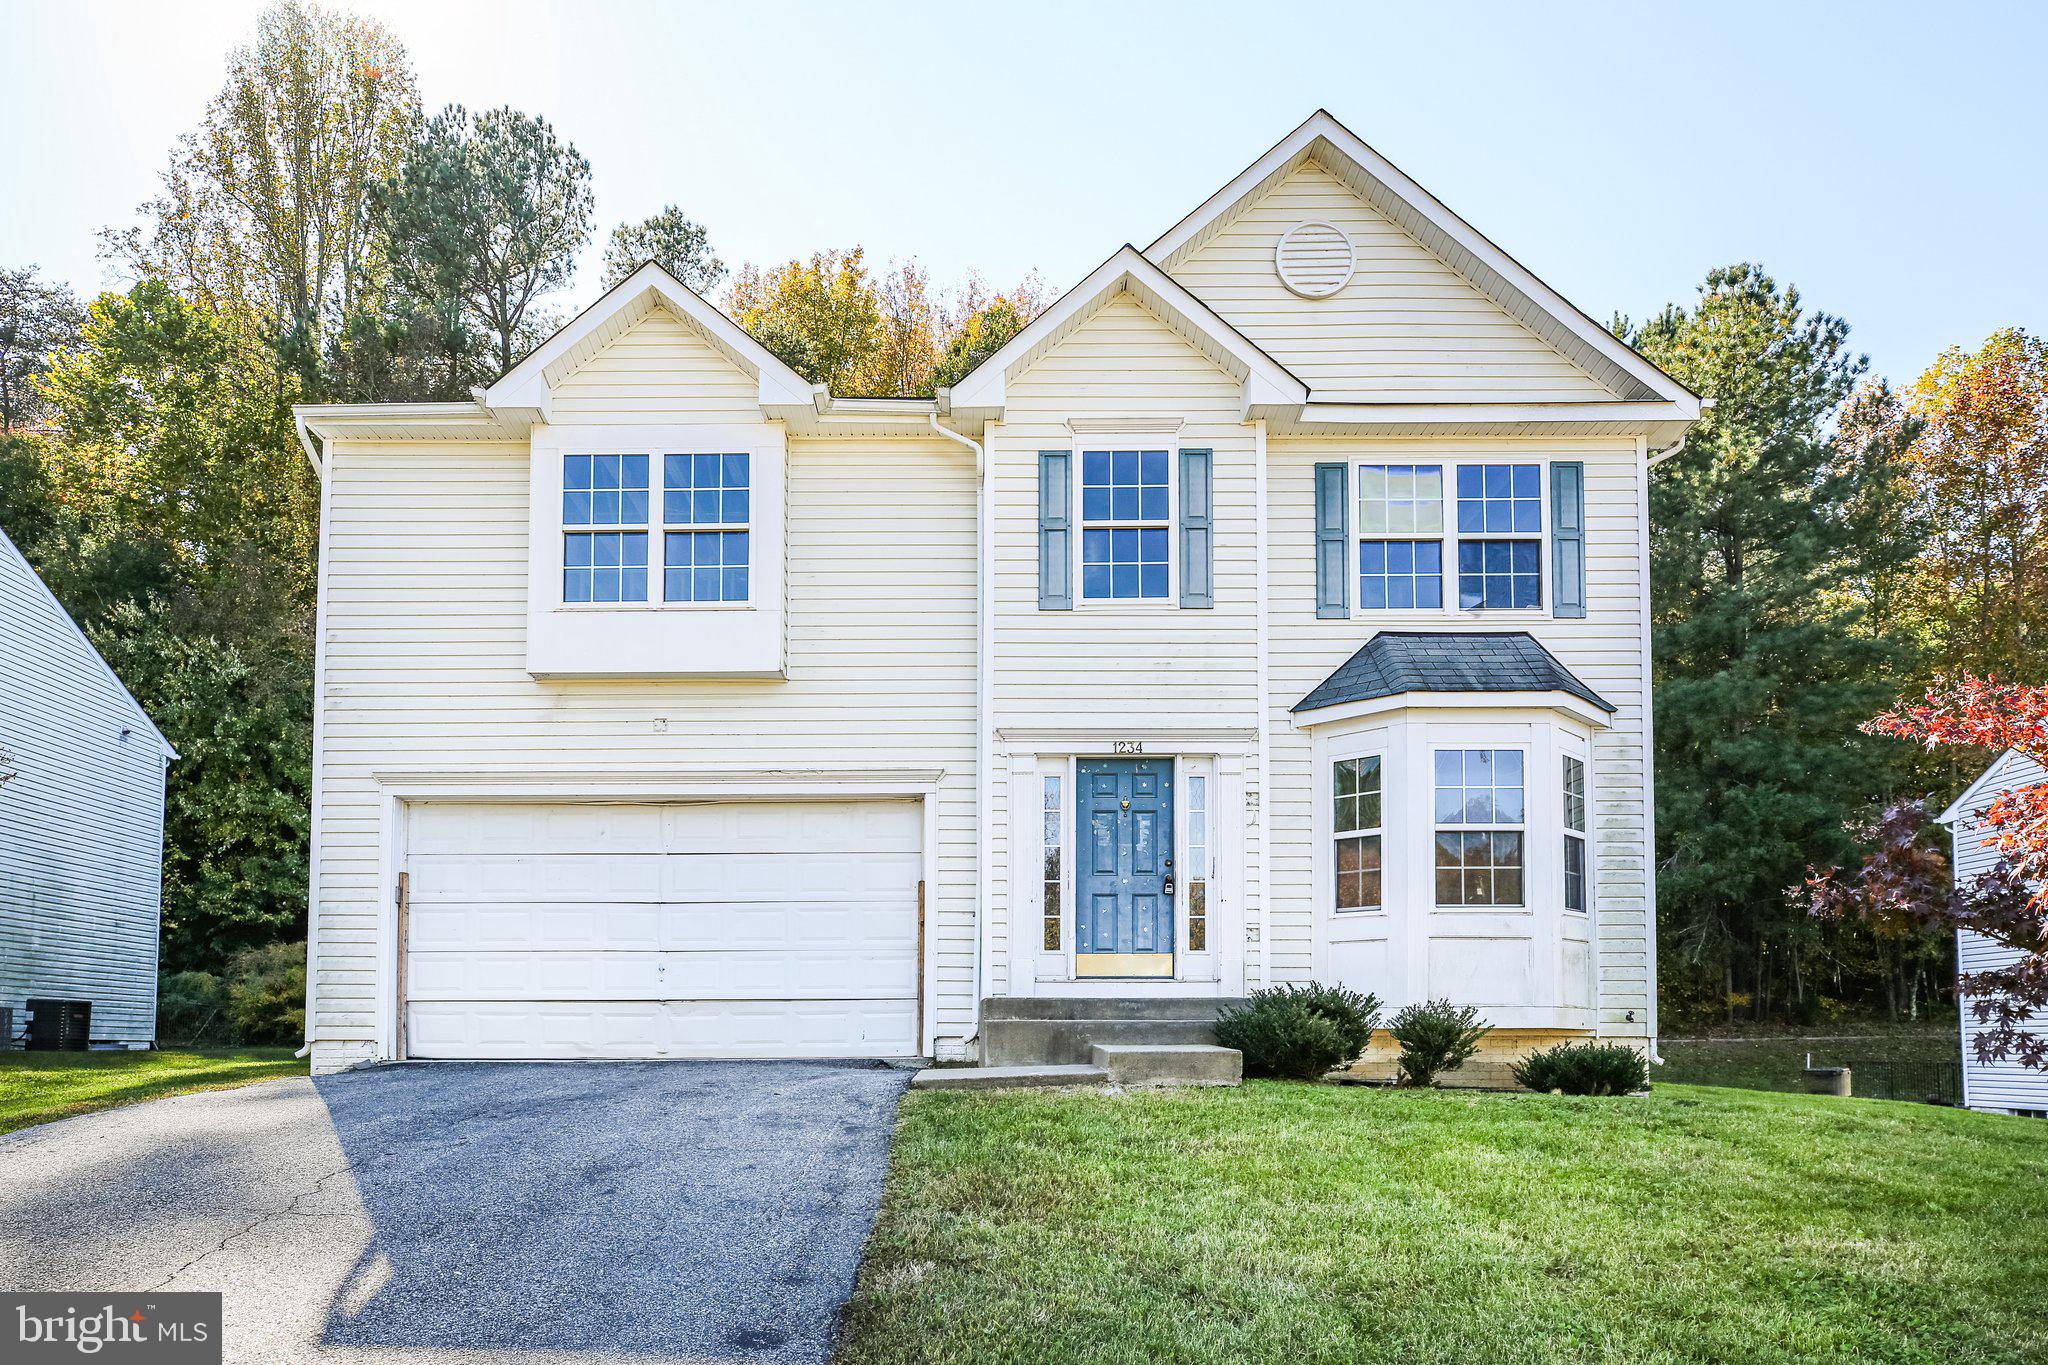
[1292,631,1615,714]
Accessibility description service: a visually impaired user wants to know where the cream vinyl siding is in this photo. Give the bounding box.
[985,292,1265,990]
[1948,753,2048,1114]
[549,305,762,424]
[312,414,978,1066]
[0,529,171,1046]
[1265,437,1652,1036]
[1168,159,1616,403]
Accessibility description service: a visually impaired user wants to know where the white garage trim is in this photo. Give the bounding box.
[371,772,944,1062]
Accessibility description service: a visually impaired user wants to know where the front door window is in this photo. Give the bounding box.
[1075,758,1175,977]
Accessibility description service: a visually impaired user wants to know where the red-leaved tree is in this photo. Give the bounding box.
[1802,676,2048,1067]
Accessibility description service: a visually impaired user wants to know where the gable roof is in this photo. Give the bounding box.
[1146,110,1699,412]
[1938,748,2047,826]
[0,523,175,760]
[1292,630,1614,717]
[943,246,1308,421]
[482,260,815,419]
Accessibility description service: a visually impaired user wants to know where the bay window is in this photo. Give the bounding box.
[1433,748,1525,906]
[1563,754,1588,913]
[1333,755,1384,911]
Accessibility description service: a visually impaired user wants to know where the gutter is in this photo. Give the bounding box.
[924,414,989,1054]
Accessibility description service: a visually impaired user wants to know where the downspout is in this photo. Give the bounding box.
[1636,432,1664,1066]
[927,413,987,1054]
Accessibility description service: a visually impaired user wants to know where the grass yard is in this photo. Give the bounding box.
[839,1082,2048,1365]
[0,1047,306,1135]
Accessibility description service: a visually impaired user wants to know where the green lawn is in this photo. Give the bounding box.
[839,1082,2048,1364]
[1660,1020,1961,1103]
[0,1047,307,1135]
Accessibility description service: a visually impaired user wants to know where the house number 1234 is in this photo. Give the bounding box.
[1112,740,1144,755]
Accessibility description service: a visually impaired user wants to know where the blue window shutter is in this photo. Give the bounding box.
[1179,448,1213,609]
[1039,451,1072,611]
[1551,460,1585,619]
[1315,462,1349,619]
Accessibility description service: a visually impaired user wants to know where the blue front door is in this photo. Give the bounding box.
[1076,759,1175,977]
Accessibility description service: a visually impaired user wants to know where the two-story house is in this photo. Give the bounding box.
[295,111,1698,1078]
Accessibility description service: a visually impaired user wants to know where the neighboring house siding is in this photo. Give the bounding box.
[311,414,980,1063]
[986,293,1266,991]
[1949,753,2048,1114]
[1263,437,1652,1037]
[1165,158,1616,402]
[0,528,169,1046]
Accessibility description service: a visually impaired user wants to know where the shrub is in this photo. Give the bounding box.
[1216,983,1382,1080]
[1510,1042,1648,1096]
[157,970,230,1045]
[1388,999,1490,1087]
[225,941,306,1045]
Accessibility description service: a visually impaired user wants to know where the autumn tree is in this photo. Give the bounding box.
[601,205,726,293]
[0,266,81,430]
[377,104,594,376]
[1899,328,2048,681]
[105,0,419,370]
[931,273,1046,393]
[1806,677,2048,1066]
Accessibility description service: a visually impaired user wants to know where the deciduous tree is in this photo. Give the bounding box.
[0,266,81,431]
[104,0,419,368]
[1806,677,2048,1066]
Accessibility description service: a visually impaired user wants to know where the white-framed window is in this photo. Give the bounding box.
[1042,774,1063,952]
[662,452,750,603]
[1187,775,1210,949]
[1357,464,1445,610]
[1433,748,1525,906]
[1563,753,1588,913]
[1351,461,1544,615]
[1079,447,1172,601]
[563,453,650,603]
[1333,754,1384,911]
[1454,464,1542,609]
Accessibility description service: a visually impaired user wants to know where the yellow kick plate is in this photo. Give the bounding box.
[1076,953,1174,978]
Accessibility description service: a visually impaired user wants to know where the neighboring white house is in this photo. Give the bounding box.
[0,523,175,1049]
[1940,749,2048,1117]
[294,110,1701,1076]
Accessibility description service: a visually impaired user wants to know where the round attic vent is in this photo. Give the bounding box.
[1275,220,1355,299]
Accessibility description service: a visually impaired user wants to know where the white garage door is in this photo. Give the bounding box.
[402,800,922,1060]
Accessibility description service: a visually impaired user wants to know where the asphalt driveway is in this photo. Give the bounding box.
[0,1059,911,1363]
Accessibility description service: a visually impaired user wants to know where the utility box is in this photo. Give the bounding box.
[26,998,92,1051]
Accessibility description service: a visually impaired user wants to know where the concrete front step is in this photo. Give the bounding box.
[910,1063,1109,1092]
[1091,1043,1243,1087]
[982,1015,1223,1066]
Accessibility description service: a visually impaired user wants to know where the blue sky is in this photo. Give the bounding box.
[3,0,2041,386]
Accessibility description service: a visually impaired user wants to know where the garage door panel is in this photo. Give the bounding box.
[408,999,916,1060]
[660,801,921,854]
[409,948,919,1001]
[402,799,921,1060]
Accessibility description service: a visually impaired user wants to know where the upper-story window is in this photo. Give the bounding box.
[1455,465,1541,609]
[663,453,750,603]
[560,452,752,606]
[1562,754,1588,913]
[1434,748,1525,906]
[563,454,649,603]
[1080,448,1170,601]
[1351,461,1543,614]
[1357,465,1445,609]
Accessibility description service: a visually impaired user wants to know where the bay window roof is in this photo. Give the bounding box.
[1293,631,1615,716]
